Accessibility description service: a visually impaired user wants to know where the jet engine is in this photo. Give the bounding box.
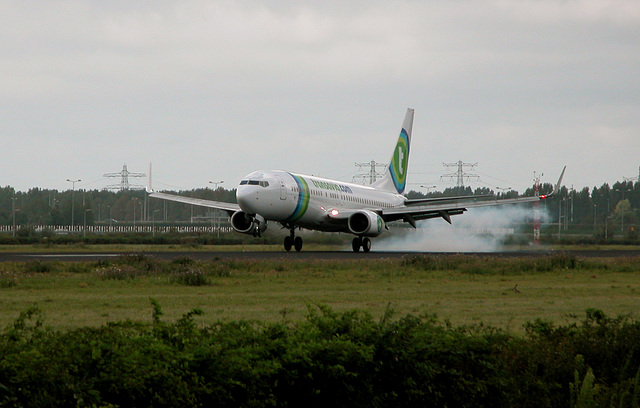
[348,210,385,237]
[230,211,267,236]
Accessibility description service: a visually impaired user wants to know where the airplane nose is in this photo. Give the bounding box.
[236,187,257,213]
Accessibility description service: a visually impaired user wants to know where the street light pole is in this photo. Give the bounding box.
[67,179,81,232]
[496,187,512,197]
[558,197,565,237]
[209,180,224,190]
[616,188,630,233]
[206,180,225,237]
[153,209,160,238]
[133,198,138,229]
[11,197,17,238]
[420,185,436,195]
[84,209,92,238]
[209,180,225,231]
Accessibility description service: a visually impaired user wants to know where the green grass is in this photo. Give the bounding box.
[1,254,639,333]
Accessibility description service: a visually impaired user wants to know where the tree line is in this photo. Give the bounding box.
[0,178,638,238]
[0,186,236,227]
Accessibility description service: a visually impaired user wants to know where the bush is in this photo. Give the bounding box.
[401,253,587,275]
[22,260,58,274]
[170,267,210,286]
[0,272,18,288]
[2,306,640,407]
[171,256,196,267]
[96,265,144,280]
[115,253,160,272]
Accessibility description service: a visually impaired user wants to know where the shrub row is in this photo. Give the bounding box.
[1,305,639,407]
[5,254,640,291]
[12,253,640,278]
[401,253,640,274]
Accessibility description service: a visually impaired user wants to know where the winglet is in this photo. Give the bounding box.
[545,166,566,198]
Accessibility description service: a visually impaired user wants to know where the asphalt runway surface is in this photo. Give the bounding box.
[2,249,639,262]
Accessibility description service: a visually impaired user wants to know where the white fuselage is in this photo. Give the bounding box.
[236,170,405,232]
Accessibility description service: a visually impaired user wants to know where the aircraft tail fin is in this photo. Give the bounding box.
[371,108,414,194]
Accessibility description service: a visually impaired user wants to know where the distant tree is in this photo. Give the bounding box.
[614,199,636,228]
[442,186,473,197]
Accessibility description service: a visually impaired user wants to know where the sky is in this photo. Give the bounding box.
[2,0,639,194]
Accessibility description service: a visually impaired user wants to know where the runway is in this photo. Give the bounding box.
[2,249,639,262]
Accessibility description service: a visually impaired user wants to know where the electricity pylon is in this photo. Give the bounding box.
[104,164,146,191]
[440,160,479,188]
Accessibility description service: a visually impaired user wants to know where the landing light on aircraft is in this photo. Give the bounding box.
[330,209,340,216]
[540,195,546,199]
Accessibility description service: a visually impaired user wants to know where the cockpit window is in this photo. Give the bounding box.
[240,180,269,187]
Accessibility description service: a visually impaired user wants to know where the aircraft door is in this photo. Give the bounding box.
[278,177,287,200]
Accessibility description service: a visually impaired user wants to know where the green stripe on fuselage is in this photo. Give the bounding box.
[286,173,309,222]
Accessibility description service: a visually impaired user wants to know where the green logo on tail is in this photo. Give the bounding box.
[389,129,409,193]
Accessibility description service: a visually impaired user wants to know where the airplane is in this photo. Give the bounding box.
[148,108,566,252]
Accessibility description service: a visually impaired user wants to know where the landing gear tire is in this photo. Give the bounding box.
[284,236,293,252]
[284,227,303,252]
[352,237,371,253]
[362,237,371,253]
[352,237,361,253]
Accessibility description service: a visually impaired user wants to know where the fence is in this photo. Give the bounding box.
[0,225,234,234]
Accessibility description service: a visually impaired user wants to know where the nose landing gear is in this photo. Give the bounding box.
[251,215,267,238]
[352,236,371,253]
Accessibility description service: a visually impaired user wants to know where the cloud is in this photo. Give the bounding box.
[0,1,638,191]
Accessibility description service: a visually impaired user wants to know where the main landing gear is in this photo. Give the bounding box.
[352,236,371,253]
[284,228,303,252]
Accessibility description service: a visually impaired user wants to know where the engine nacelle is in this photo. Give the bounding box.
[230,210,253,234]
[230,211,268,236]
[348,210,385,237]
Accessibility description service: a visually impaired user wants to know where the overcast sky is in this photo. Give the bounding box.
[2,1,639,193]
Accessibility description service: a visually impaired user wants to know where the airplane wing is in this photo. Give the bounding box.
[382,166,566,227]
[404,194,493,206]
[148,191,240,215]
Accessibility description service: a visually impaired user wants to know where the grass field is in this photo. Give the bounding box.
[1,253,639,333]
